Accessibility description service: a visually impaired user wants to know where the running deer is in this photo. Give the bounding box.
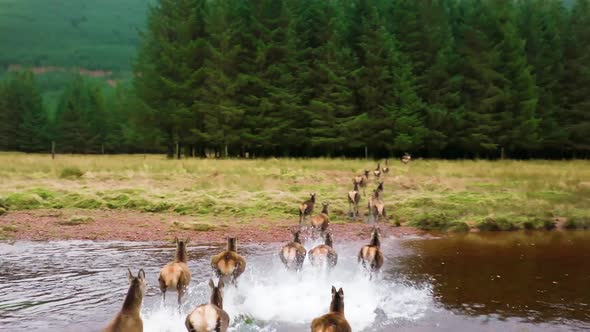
[353,170,369,196]
[382,159,389,174]
[308,232,338,269]
[299,193,316,225]
[373,163,381,179]
[358,226,384,279]
[368,189,385,224]
[185,279,230,332]
[310,202,330,239]
[401,153,412,164]
[279,229,307,272]
[103,269,146,332]
[159,238,191,305]
[310,286,352,332]
[348,182,361,219]
[211,237,246,285]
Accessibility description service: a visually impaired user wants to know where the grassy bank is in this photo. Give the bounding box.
[0,153,589,232]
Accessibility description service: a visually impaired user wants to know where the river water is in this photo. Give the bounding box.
[1,231,589,331]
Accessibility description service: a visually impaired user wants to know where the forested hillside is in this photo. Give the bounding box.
[1,0,589,158]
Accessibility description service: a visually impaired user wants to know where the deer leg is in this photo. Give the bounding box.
[177,284,185,307]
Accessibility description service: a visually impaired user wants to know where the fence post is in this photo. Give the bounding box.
[51,141,56,160]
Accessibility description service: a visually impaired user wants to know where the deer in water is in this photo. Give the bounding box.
[353,170,369,196]
[358,226,384,279]
[211,237,246,285]
[279,229,307,272]
[382,159,389,174]
[103,269,146,332]
[159,238,191,305]
[311,286,352,332]
[368,189,385,224]
[299,193,316,225]
[348,182,361,219]
[310,202,330,239]
[185,279,230,332]
[401,152,412,164]
[373,163,381,179]
[309,232,338,269]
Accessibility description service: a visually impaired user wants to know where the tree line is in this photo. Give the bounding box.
[1,0,589,158]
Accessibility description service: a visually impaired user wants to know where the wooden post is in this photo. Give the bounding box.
[364,146,368,159]
[51,141,56,160]
[500,147,505,160]
[101,143,105,155]
[224,145,228,158]
[176,142,180,160]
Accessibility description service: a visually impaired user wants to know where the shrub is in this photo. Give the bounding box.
[59,167,84,179]
[446,222,470,233]
[477,216,517,231]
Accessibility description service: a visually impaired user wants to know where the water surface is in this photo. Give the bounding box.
[1,231,589,331]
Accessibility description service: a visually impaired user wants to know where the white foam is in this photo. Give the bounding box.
[141,239,432,331]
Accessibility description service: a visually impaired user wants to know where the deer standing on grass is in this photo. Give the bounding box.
[211,237,246,285]
[353,170,370,196]
[348,182,361,219]
[310,286,352,332]
[309,232,338,269]
[373,163,381,179]
[401,153,412,164]
[299,193,316,225]
[382,159,389,174]
[368,189,385,224]
[103,269,146,332]
[310,202,330,239]
[159,238,191,305]
[185,279,230,332]
[279,229,307,272]
[358,226,384,279]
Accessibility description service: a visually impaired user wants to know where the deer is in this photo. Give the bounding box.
[185,279,230,332]
[211,237,246,285]
[401,152,412,164]
[373,163,381,179]
[308,232,338,269]
[103,269,146,332]
[279,229,307,272]
[310,286,352,332]
[348,182,361,219]
[353,170,370,196]
[310,202,330,239]
[382,159,389,174]
[368,189,385,224]
[358,226,384,279]
[299,193,316,225]
[159,238,191,305]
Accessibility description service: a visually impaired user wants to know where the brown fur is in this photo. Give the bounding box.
[159,238,192,305]
[309,233,338,269]
[352,170,369,196]
[211,238,246,285]
[103,269,146,332]
[368,190,385,223]
[311,287,351,332]
[299,193,316,224]
[185,279,230,332]
[347,183,361,219]
[358,227,384,277]
[310,202,330,238]
[382,159,389,174]
[279,230,307,271]
[401,153,412,164]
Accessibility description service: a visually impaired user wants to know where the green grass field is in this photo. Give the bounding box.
[0,153,589,232]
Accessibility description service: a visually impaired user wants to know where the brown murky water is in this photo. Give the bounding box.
[1,231,589,331]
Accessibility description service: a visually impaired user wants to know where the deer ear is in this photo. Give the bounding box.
[209,279,215,289]
[185,238,190,245]
[331,286,337,295]
[338,288,344,296]
[127,268,134,283]
[174,237,179,244]
[138,269,145,280]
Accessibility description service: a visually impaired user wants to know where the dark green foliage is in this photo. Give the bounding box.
[0,0,589,158]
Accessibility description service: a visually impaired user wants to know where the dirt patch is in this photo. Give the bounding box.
[0,210,421,243]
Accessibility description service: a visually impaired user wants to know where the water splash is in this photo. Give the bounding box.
[142,238,432,331]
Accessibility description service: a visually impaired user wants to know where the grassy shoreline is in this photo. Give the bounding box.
[0,154,589,235]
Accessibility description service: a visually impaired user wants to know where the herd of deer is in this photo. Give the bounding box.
[103,154,411,332]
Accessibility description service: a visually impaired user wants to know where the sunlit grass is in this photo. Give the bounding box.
[0,153,589,230]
